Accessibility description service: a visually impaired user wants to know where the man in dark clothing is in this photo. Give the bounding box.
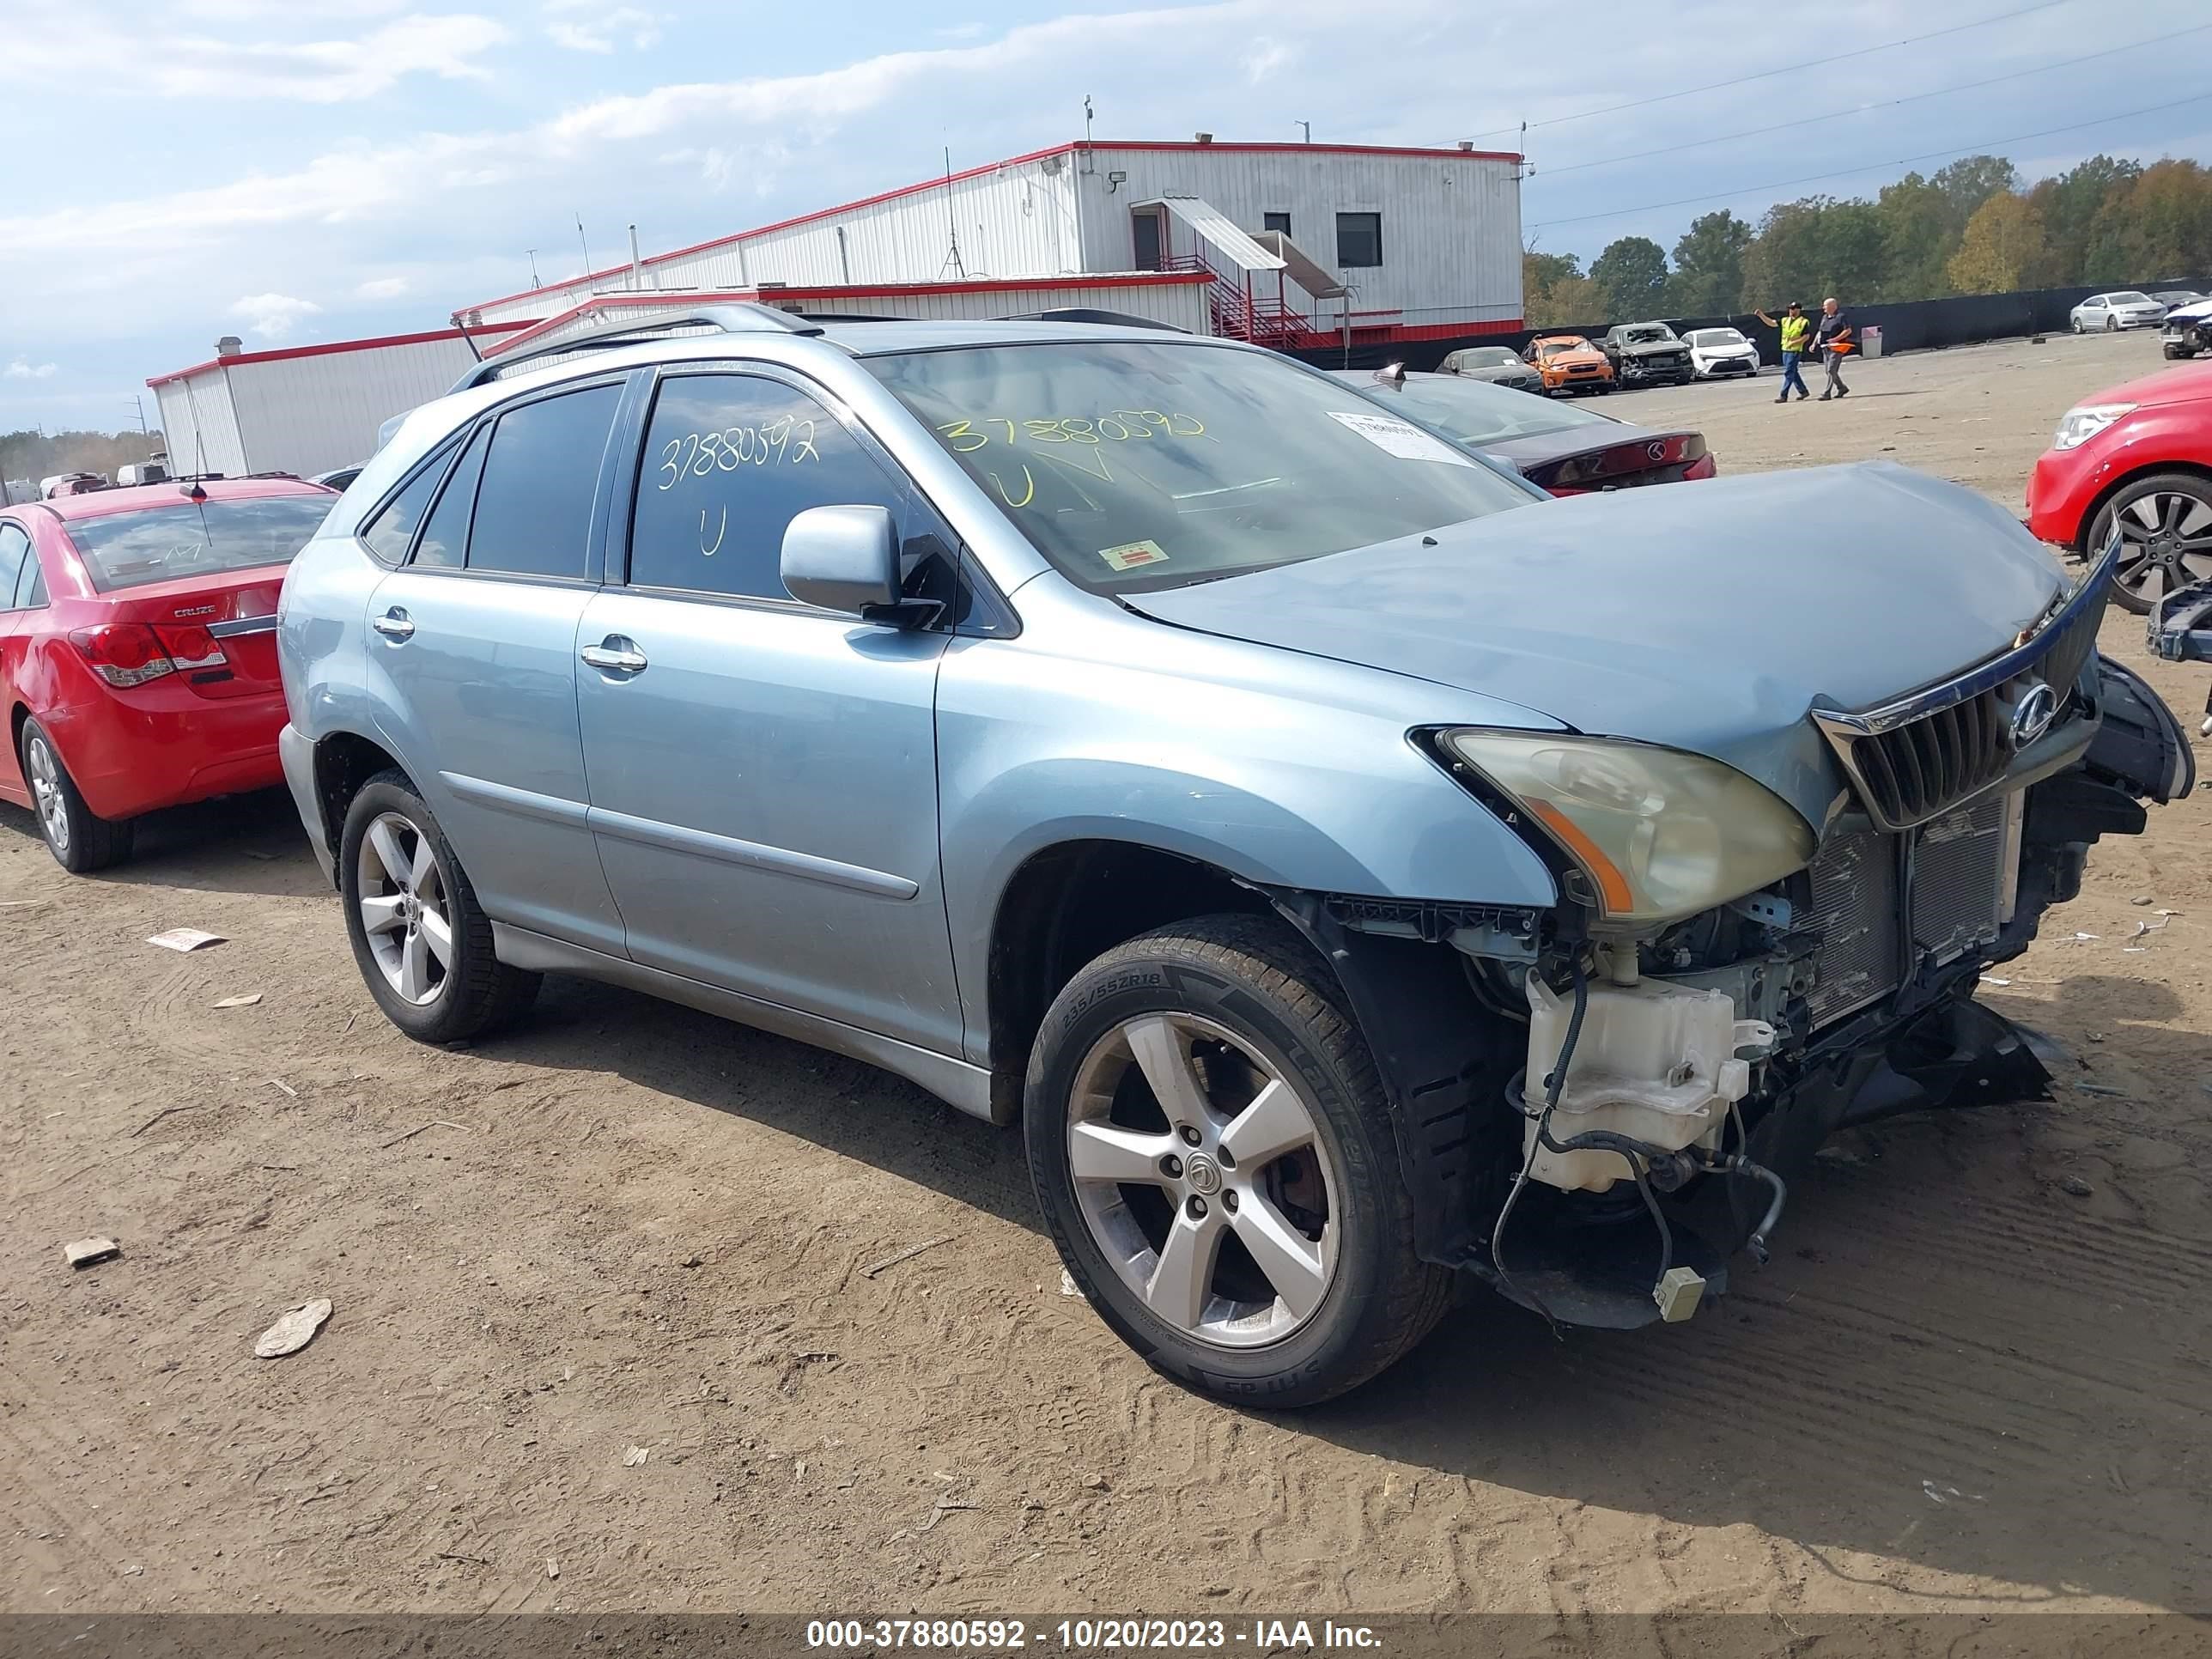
[1815,296,1854,400]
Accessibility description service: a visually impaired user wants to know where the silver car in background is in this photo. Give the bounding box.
[276,307,2186,1405]
[1436,343,1545,395]
[2071,291,2169,332]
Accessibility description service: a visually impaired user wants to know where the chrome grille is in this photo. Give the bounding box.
[1804,823,1902,1025]
[1813,548,2112,831]
[1849,690,2009,827]
[1911,796,2008,963]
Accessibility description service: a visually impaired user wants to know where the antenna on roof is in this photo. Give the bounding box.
[576,213,593,292]
[939,146,969,280]
[526,247,541,288]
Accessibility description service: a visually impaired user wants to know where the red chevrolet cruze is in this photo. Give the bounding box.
[0,477,336,871]
[2026,361,2212,613]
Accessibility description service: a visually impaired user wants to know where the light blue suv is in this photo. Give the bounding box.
[277,307,2189,1403]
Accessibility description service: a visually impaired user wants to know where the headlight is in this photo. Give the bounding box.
[2052,404,2135,451]
[1440,730,1815,925]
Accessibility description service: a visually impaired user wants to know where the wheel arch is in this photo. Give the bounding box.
[2075,459,2212,555]
[311,729,410,862]
[985,836,1526,1266]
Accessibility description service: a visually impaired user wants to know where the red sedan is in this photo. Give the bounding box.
[0,477,335,871]
[2026,361,2212,613]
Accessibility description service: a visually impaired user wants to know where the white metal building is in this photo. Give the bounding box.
[149,325,523,478]
[459,139,1524,354]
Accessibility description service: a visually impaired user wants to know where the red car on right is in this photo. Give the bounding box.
[2027,361,2212,612]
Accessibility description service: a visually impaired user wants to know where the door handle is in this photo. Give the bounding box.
[580,638,647,674]
[371,608,414,641]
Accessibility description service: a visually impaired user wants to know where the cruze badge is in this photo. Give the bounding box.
[2008,680,2060,749]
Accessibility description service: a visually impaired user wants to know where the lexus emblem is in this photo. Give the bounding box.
[2008,680,2059,749]
[1646,441,1667,461]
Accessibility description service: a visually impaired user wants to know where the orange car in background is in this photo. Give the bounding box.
[1527,335,1616,397]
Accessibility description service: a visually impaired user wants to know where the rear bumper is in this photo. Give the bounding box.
[50,686,287,820]
[280,723,335,884]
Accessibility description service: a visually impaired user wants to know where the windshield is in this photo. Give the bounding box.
[61,495,333,592]
[1453,348,1519,368]
[1689,329,1746,347]
[865,341,1534,592]
[1621,326,1674,343]
[2109,292,2153,305]
[1363,376,1612,445]
[1535,339,1588,356]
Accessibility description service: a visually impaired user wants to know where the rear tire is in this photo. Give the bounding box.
[1025,914,1451,1407]
[338,769,540,1043]
[16,718,132,873]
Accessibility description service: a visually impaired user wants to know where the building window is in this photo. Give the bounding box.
[1262,211,1291,239]
[1335,211,1382,268]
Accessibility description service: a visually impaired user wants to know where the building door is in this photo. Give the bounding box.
[1132,208,1164,270]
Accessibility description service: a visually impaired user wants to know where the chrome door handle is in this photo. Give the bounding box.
[371,609,414,641]
[580,641,647,673]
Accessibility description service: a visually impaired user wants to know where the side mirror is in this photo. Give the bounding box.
[781,504,900,618]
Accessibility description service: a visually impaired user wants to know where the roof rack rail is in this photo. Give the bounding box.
[451,302,825,392]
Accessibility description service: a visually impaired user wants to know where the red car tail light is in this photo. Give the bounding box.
[69,623,179,687]
[1684,453,1717,480]
[152,623,227,672]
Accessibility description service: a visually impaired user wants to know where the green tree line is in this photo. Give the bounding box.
[1525,154,2212,326]
[0,428,167,501]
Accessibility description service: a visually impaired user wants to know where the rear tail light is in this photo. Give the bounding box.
[70,623,177,687]
[1684,453,1717,480]
[68,623,230,687]
[153,623,226,671]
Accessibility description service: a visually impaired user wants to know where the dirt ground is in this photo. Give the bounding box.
[5,329,2209,1623]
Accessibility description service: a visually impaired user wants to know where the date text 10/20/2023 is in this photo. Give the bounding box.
[805,1618,1384,1650]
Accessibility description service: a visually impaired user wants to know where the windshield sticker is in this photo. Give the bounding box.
[1325,410,1474,467]
[1098,539,1168,573]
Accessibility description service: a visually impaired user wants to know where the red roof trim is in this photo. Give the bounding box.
[461,138,1523,314]
[147,322,530,388]
[481,273,1213,359]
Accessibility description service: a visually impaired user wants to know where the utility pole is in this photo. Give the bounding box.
[129,395,149,437]
[1297,120,1311,143]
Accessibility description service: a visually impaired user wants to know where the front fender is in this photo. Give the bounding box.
[934,611,1562,1066]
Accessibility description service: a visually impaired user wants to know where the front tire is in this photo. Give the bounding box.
[2091,472,2212,615]
[1025,915,1450,1407]
[16,718,132,873]
[2106,315,2120,333]
[338,769,540,1042]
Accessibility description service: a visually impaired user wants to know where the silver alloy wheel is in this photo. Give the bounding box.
[24,735,68,855]
[1066,1012,1339,1349]
[2112,490,2212,602]
[356,811,453,1006]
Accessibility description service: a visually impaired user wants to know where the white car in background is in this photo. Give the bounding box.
[1686,326,1761,379]
[2071,292,2168,332]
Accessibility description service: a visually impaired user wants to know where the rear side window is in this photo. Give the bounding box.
[413,427,489,571]
[628,374,906,601]
[17,554,46,609]
[58,496,334,592]
[0,524,28,609]
[360,450,450,565]
[465,386,621,579]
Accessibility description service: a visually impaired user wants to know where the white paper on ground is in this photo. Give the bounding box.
[148,928,226,952]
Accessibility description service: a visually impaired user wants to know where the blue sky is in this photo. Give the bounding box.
[3,0,2208,434]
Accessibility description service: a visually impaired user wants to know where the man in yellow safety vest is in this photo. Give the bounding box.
[1754,301,1813,403]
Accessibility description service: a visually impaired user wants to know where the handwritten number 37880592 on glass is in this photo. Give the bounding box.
[656,418,823,557]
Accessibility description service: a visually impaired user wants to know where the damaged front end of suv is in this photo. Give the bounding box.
[1155,476,2191,1335]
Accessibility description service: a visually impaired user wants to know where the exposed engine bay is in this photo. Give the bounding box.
[1280,649,2194,1333]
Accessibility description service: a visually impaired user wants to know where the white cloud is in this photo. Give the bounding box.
[356,276,411,300]
[230,293,322,339]
[13,8,507,101]
[1242,38,1295,84]
[546,3,662,52]
[6,360,59,379]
